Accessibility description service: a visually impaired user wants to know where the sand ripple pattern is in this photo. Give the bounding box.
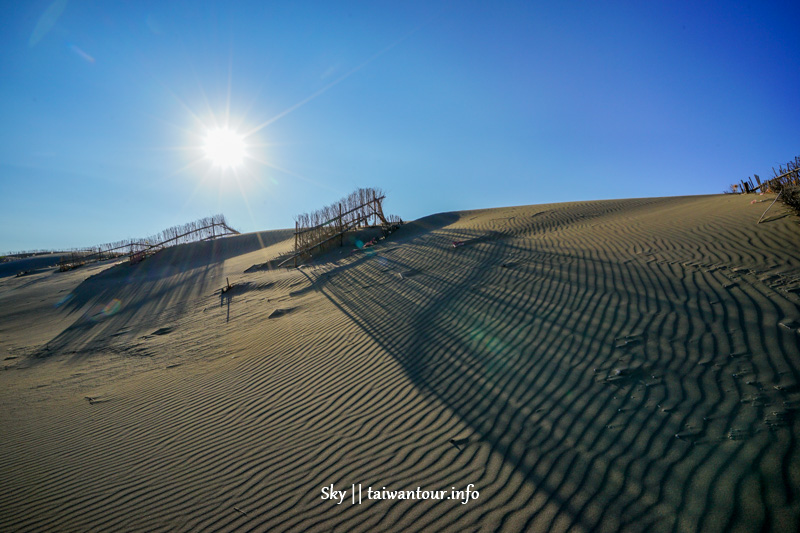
[1,196,799,532]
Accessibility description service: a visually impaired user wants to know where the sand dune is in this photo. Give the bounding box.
[1,194,799,532]
[0,254,69,280]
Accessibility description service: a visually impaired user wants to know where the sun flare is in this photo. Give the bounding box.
[203,128,246,169]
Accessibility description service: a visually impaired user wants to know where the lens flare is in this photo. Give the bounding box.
[102,298,122,316]
[54,293,74,308]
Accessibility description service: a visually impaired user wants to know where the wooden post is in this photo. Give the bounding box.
[757,190,782,224]
[338,203,343,247]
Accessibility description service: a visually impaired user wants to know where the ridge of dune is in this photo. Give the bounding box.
[1,194,799,532]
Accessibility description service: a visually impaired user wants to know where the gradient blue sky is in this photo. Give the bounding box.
[1,1,798,253]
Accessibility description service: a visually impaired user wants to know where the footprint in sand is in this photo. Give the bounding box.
[779,319,800,332]
[84,396,110,405]
[449,437,470,451]
[268,307,295,319]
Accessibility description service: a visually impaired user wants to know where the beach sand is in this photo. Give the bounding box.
[1,194,799,532]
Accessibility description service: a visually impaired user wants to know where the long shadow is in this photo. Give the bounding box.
[32,231,293,361]
[0,253,67,279]
[298,225,617,523]
[296,210,800,531]
[35,261,221,361]
[217,281,274,322]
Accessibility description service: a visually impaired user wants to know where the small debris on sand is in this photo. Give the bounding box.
[779,320,799,331]
[269,308,292,319]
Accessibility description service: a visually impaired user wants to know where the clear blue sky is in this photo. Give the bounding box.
[1,1,798,253]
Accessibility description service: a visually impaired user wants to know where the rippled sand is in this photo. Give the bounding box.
[2,194,799,532]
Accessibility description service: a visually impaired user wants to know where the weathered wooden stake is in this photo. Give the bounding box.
[757,191,782,224]
[339,203,343,246]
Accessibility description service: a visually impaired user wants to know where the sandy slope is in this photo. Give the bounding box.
[1,194,799,532]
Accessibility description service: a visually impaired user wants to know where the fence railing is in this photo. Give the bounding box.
[279,187,400,267]
[736,156,800,194]
[57,214,239,270]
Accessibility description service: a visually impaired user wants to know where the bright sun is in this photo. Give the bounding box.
[203,128,246,169]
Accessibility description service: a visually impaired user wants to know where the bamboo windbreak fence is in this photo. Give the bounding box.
[285,187,401,266]
[735,156,800,194]
[58,214,239,270]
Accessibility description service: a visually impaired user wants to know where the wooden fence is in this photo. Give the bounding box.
[280,187,399,267]
[58,214,239,270]
[737,156,800,194]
